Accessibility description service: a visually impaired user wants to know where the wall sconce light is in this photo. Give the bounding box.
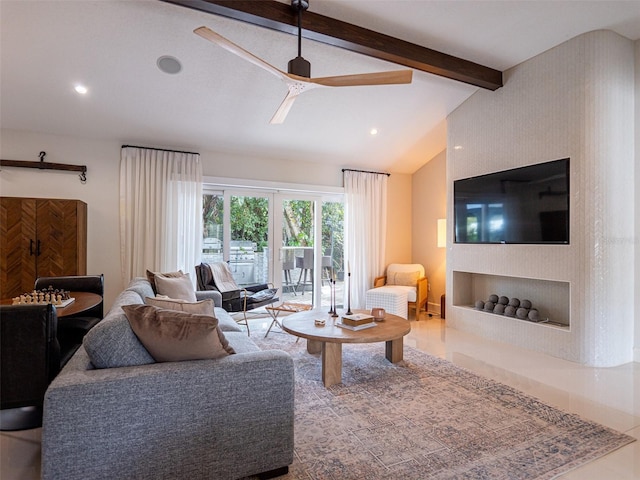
[437,218,446,248]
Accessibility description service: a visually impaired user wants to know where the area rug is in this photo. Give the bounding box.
[248,327,635,480]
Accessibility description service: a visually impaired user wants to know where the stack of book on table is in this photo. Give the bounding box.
[337,313,377,331]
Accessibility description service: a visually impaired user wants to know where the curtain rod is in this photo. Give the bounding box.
[342,168,390,177]
[121,145,199,156]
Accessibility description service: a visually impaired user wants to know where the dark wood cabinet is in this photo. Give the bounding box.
[0,197,87,299]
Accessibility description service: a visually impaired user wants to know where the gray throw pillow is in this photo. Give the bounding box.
[83,314,155,369]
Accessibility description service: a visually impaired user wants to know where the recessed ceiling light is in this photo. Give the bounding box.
[157,55,182,74]
[453,145,463,150]
[74,84,88,95]
[370,128,378,136]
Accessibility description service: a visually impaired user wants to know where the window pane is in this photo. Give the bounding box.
[322,201,344,308]
[202,193,223,264]
[230,195,270,286]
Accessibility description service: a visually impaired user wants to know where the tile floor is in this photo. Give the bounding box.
[2,311,639,479]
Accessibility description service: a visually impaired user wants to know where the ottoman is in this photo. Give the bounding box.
[365,287,408,319]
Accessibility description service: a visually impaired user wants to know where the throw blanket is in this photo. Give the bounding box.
[209,263,240,294]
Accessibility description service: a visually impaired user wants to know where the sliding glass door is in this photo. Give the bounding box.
[202,187,343,308]
[275,195,345,308]
[202,190,272,287]
[277,196,317,303]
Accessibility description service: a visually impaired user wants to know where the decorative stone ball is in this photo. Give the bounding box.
[528,309,540,322]
[484,301,495,312]
[475,300,485,310]
[504,306,516,317]
[516,307,529,319]
[498,296,509,305]
[509,298,521,308]
[488,294,499,303]
[493,304,505,315]
[521,299,532,309]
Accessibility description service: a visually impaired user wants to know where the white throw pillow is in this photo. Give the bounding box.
[154,274,197,302]
[389,271,420,287]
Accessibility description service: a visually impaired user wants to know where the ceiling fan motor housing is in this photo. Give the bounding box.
[288,56,311,77]
[291,0,309,11]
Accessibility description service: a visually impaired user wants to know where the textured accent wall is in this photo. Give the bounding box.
[447,30,635,367]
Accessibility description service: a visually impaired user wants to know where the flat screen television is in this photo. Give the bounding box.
[454,158,569,244]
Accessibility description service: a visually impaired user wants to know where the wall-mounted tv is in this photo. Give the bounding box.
[454,158,569,244]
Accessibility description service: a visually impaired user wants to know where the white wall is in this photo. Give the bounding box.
[412,149,446,314]
[385,173,412,267]
[1,129,413,309]
[447,30,636,367]
[0,131,123,309]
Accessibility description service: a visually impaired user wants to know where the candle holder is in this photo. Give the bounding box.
[328,279,335,315]
[345,272,353,315]
[329,279,338,317]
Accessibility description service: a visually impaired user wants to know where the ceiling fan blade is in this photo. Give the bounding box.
[310,69,413,87]
[194,26,289,82]
[270,90,300,124]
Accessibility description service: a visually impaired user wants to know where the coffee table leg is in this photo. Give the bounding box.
[307,339,322,354]
[322,342,342,387]
[385,337,404,363]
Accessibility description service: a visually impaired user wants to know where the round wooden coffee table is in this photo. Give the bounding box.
[282,308,411,387]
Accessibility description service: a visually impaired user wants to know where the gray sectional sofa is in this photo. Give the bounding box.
[41,277,294,480]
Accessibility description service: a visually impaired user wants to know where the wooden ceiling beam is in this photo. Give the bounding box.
[162,0,503,90]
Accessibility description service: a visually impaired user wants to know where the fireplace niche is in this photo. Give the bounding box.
[452,271,570,329]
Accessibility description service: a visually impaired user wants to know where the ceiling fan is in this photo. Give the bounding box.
[194,0,413,124]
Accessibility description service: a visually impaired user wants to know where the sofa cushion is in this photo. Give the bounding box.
[223,331,262,354]
[125,277,156,300]
[108,288,145,313]
[214,307,243,332]
[154,274,197,302]
[123,304,235,362]
[145,296,214,316]
[83,313,155,369]
[375,284,417,303]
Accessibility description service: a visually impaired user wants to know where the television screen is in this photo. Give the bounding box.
[454,158,569,244]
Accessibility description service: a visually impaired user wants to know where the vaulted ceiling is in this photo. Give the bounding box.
[2,1,639,173]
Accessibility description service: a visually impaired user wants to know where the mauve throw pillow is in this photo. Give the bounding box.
[122,304,235,362]
[154,274,197,302]
[146,297,214,316]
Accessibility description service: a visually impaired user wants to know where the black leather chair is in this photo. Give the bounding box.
[34,274,104,355]
[195,262,278,335]
[0,304,70,430]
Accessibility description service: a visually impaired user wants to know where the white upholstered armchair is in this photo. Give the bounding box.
[370,264,428,319]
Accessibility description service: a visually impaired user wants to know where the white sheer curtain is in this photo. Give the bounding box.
[344,170,388,309]
[120,146,203,285]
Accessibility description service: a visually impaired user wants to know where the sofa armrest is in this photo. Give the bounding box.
[373,275,386,288]
[42,347,294,480]
[195,289,222,307]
